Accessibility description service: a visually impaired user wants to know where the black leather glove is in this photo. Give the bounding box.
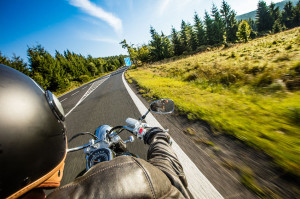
[143,127,164,145]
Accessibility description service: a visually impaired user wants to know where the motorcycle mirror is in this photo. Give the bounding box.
[150,99,174,114]
[123,136,134,144]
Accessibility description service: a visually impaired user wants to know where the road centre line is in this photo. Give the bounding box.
[60,98,68,102]
[65,77,109,117]
[122,71,223,199]
[58,73,111,99]
[71,91,80,96]
[59,84,87,98]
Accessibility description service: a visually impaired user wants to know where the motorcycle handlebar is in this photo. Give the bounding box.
[122,126,135,134]
[67,143,91,153]
[67,125,137,153]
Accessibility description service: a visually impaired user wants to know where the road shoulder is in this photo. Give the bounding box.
[124,70,258,199]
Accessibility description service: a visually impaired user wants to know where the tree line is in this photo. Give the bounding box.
[121,0,300,63]
[0,45,126,92]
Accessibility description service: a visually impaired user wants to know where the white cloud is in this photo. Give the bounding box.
[89,37,119,44]
[68,0,122,34]
[158,0,171,16]
[79,32,119,44]
[128,0,134,12]
[158,0,194,16]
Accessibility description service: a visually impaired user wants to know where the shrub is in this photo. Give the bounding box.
[267,79,286,92]
[228,52,236,58]
[78,75,90,83]
[220,73,239,86]
[293,62,300,75]
[244,65,266,75]
[274,54,290,62]
[250,31,257,39]
[255,73,274,87]
[139,89,147,94]
[184,72,199,81]
[285,44,292,50]
[285,78,300,90]
[288,107,300,125]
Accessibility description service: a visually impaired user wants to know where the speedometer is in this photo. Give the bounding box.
[87,148,113,169]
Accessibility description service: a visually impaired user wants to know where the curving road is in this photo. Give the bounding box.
[58,67,256,199]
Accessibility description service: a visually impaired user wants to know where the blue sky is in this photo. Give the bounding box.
[0,0,282,62]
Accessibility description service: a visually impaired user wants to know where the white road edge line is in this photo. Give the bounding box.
[65,77,109,117]
[122,71,223,199]
[71,91,80,96]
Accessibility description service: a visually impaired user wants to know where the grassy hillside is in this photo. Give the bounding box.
[126,28,300,176]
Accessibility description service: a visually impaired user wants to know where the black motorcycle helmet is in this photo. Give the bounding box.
[0,64,67,198]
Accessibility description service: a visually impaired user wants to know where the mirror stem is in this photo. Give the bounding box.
[139,109,150,121]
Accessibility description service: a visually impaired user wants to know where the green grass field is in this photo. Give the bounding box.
[127,28,300,177]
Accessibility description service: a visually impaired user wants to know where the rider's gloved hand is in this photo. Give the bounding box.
[144,127,171,145]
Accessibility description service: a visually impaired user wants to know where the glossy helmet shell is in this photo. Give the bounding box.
[0,64,66,198]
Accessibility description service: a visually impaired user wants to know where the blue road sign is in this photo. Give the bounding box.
[124,57,132,66]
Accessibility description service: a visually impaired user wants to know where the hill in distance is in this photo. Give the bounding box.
[236,0,298,21]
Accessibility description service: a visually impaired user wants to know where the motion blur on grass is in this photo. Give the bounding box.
[127,28,300,178]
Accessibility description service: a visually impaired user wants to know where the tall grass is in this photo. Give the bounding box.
[127,28,300,176]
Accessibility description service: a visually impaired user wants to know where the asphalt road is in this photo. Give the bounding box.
[59,67,150,185]
[58,67,256,199]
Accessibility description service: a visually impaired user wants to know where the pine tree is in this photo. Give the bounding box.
[273,19,283,33]
[220,1,230,41]
[171,27,183,56]
[237,20,251,42]
[51,60,68,91]
[11,54,29,75]
[204,11,214,45]
[185,23,198,51]
[56,50,75,80]
[180,20,191,53]
[256,0,273,32]
[136,45,150,63]
[211,4,225,44]
[0,53,29,76]
[189,28,198,51]
[27,45,55,89]
[294,0,300,27]
[247,18,257,32]
[220,1,238,42]
[96,58,105,74]
[120,39,138,64]
[226,11,238,42]
[161,32,173,58]
[120,39,129,50]
[220,0,231,27]
[88,62,97,76]
[269,2,281,27]
[149,26,163,61]
[64,50,80,79]
[194,12,206,46]
[282,1,295,29]
[0,51,11,66]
